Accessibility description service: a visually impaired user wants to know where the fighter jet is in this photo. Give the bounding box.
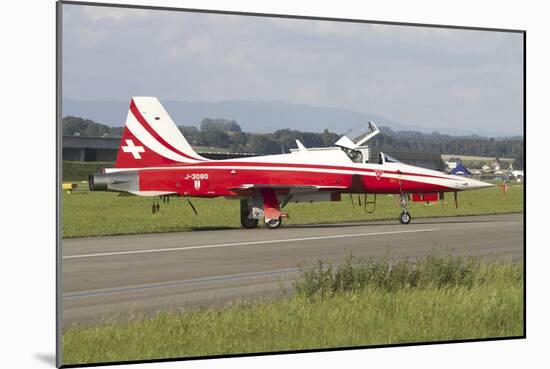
[88,97,493,228]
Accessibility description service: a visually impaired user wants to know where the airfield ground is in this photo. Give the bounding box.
[63,249,523,364]
[61,183,524,365]
[62,184,523,238]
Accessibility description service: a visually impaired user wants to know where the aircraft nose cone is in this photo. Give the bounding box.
[461,178,494,190]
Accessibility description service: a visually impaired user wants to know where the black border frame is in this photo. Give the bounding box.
[56,1,526,367]
[56,1,63,367]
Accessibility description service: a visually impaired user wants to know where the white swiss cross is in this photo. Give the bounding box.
[122,139,145,159]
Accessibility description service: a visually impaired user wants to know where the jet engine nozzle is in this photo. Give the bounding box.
[88,172,139,192]
[89,173,107,191]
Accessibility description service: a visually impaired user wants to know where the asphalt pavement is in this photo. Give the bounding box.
[61,213,524,327]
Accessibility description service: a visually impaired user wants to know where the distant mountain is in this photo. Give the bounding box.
[62,98,521,138]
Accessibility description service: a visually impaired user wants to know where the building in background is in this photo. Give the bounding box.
[62,136,257,162]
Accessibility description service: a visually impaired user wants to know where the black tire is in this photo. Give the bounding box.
[241,216,259,229]
[265,217,282,229]
[152,204,156,214]
[240,199,258,229]
[399,211,411,225]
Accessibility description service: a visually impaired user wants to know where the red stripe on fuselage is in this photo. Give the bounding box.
[129,99,206,162]
[138,168,454,196]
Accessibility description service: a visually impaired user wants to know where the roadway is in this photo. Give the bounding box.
[61,213,523,327]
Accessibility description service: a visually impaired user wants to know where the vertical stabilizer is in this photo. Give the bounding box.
[115,97,207,168]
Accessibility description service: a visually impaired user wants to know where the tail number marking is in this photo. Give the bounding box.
[184,173,209,180]
[185,173,209,191]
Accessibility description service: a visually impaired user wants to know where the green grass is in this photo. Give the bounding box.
[62,184,523,238]
[62,255,523,365]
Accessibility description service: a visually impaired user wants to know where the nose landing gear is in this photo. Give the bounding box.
[398,193,411,224]
[399,210,411,224]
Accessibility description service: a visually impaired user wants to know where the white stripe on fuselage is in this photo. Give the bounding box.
[105,163,467,191]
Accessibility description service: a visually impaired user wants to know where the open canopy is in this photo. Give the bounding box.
[335,121,380,149]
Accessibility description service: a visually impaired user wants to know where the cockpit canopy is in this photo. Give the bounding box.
[378,152,402,165]
[335,121,380,150]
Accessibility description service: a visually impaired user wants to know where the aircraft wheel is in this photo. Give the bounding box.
[152,204,156,214]
[241,216,259,229]
[399,210,411,225]
[265,217,282,229]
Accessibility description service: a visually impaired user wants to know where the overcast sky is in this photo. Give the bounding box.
[62,4,524,136]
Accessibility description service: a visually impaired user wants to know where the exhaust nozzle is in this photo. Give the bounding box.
[88,172,138,192]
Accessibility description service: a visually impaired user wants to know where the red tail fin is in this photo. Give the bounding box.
[115,97,207,168]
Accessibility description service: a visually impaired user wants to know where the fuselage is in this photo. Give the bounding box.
[97,148,492,197]
[88,96,495,227]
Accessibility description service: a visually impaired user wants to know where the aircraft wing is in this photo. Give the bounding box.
[229,184,347,192]
[123,191,178,197]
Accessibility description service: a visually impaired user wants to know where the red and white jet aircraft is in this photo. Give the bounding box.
[89,97,493,228]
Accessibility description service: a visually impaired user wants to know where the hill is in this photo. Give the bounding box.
[62,98,520,137]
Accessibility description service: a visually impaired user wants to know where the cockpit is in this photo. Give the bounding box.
[343,148,364,163]
[335,121,380,164]
[342,150,403,165]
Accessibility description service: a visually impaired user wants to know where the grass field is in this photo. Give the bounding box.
[62,184,523,238]
[62,255,523,365]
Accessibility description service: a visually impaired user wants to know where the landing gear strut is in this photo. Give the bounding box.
[240,199,259,229]
[260,188,285,230]
[398,193,411,224]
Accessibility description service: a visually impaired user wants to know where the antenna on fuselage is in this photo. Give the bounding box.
[295,140,307,151]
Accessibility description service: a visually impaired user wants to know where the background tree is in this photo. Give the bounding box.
[248,135,281,154]
[63,116,110,137]
[195,129,231,148]
[200,118,242,132]
[62,115,524,159]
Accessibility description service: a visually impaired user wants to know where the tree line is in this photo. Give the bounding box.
[62,116,524,168]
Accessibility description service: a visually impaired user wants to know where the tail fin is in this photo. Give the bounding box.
[115,97,207,168]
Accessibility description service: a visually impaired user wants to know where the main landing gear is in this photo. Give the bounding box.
[398,193,412,225]
[240,199,259,229]
[240,192,286,230]
[265,217,282,230]
[240,207,283,230]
